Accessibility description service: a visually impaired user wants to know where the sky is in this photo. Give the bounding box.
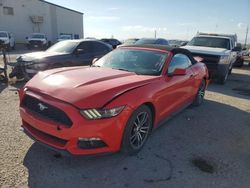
[48,0,250,43]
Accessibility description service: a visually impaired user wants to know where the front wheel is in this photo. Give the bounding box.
[122,105,153,155]
[217,70,229,85]
[12,42,15,50]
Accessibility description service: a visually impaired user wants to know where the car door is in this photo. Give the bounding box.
[71,41,94,66]
[157,53,195,120]
[10,33,14,47]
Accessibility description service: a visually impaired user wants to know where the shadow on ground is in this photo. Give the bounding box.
[207,70,250,100]
[23,99,250,188]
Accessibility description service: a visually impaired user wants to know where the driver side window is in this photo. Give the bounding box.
[76,42,93,54]
[167,53,192,74]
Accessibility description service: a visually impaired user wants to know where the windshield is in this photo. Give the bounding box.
[188,37,230,49]
[94,49,167,76]
[31,34,45,39]
[60,35,71,39]
[0,32,7,38]
[46,40,79,53]
[124,39,138,45]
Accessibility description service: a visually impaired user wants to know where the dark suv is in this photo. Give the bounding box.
[10,39,112,80]
[101,38,121,49]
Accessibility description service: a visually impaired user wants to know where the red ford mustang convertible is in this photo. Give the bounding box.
[19,45,209,155]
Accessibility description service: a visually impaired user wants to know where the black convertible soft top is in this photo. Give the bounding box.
[120,44,197,64]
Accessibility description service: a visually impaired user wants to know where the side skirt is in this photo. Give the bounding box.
[153,101,193,131]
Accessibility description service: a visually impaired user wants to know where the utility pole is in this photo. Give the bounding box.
[154,30,157,38]
[244,26,248,48]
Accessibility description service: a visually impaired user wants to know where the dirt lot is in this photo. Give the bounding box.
[0,52,250,187]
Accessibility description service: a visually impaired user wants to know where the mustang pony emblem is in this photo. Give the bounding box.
[38,103,48,111]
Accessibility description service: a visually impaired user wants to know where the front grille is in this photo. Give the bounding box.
[192,53,220,71]
[22,95,73,127]
[29,40,42,45]
[24,122,67,148]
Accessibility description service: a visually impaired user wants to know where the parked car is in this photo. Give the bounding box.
[10,39,112,80]
[0,31,15,50]
[169,40,188,47]
[19,45,209,155]
[57,34,72,42]
[122,38,139,45]
[101,38,121,49]
[26,33,49,50]
[135,38,169,45]
[241,48,250,56]
[182,33,238,84]
[233,44,244,67]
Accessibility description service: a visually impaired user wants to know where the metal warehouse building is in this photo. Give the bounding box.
[0,0,83,43]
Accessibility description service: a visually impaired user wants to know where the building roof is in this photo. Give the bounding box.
[39,0,83,15]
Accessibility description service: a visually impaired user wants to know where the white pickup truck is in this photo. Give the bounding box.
[26,33,49,50]
[182,33,238,84]
[0,31,15,51]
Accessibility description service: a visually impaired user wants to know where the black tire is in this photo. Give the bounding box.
[237,60,244,67]
[217,70,229,85]
[229,66,232,75]
[12,42,15,50]
[193,79,206,106]
[6,43,11,51]
[122,105,153,155]
[233,57,244,67]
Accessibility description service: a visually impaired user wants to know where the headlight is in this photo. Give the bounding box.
[32,63,47,70]
[80,106,125,120]
[218,55,229,64]
[20,61,34,66]
[4,39,9,44]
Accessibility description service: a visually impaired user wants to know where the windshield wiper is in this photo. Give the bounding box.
[91,65,101,67]
[111,68,131,72]
[112,68,143,75]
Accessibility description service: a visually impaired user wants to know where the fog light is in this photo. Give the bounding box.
[77,137,107,149]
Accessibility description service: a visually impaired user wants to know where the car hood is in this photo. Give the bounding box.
[182,45,229,56]
[28,38,46,41]
[25,67,158,108]
[0,37,8,41]
[18,51,68,62]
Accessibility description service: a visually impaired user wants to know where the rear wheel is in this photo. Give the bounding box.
[193,79,206,106]
[122,105,152,155]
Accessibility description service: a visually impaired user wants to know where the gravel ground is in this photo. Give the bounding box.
[0,52,250,187]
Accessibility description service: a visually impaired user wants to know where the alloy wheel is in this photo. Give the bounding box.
[130,111,150,149]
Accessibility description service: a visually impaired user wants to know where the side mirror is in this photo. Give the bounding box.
[233,47,241,52]
[25,37,28,40]
[92,58,98,64]
[169,68,186,76]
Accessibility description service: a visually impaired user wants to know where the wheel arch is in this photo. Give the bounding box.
[141,102,156,130]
